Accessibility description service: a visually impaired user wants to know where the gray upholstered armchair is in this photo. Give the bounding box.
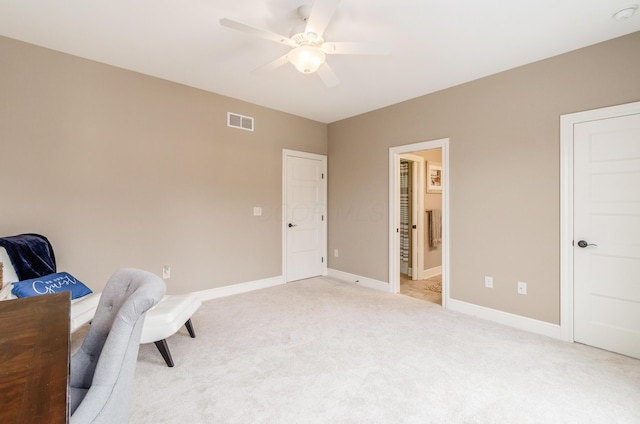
[69,268,166,423]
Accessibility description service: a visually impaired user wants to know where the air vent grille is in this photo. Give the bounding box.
[227,112,254,131]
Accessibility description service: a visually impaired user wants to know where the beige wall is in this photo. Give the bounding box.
[328,31,640,324]
[0,36,327,294]
[2,31,639,325]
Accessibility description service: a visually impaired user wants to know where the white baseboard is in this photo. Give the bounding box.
[195,275,285,302]
[446,298,563,340]
[328,268,390,292]
[423,266,442,278]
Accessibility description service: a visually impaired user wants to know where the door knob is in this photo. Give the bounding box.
[288,223,297,228]
[577,240,597,248]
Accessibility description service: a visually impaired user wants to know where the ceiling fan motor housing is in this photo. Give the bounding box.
[291,32,324,47]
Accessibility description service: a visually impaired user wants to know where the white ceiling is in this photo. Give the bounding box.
[1,0,639,123]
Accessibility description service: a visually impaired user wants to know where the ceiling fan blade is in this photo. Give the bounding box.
[305,0,341,37]
[253,54,290,74]
[322,41,391,55]
[220,18,296,47]
[316,62,340,88]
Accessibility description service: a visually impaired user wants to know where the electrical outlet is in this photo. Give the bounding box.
[517,281,527,295]
[484,276,493,288]
[253,207,262,216]
[162,265,171,279]
[334,249,339,257]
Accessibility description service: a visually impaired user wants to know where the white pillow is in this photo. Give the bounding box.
[1,246,19,285]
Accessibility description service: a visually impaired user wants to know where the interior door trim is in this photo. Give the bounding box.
[389,138,449,308]
[559,100,640,342]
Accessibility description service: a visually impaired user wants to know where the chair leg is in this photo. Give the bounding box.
[153,339,174,367]
[184,318,196,338]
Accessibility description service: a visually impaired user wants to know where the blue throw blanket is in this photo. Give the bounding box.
[0,234,57,280]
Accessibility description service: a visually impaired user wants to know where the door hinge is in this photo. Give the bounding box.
[322,215,324,221]
[322,173,324,179]
[321,257,324,263]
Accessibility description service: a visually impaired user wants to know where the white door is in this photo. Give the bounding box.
[283,150,327,282]
[573,111,640,359]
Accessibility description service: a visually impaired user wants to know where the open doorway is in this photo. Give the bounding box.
[389,139,449,308]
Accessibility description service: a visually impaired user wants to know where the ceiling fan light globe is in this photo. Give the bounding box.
[288,46,326,74]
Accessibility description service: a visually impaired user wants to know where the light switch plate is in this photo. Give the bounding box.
[484,276,493,288]
[517,281,527,295]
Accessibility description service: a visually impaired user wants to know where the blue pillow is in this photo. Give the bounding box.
[11,272,92,300]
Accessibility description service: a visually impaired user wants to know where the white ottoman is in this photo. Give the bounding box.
[70,292,101,332]
[140,293,202,367]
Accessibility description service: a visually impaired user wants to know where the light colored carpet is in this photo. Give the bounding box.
[72,276,640,423]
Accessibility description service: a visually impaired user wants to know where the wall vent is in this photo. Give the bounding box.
[227,112,254,131]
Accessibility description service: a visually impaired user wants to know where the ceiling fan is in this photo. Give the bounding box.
[219,0,391,87]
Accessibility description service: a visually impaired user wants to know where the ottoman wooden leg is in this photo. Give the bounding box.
[154,339,174,367]
[184,318,196,338]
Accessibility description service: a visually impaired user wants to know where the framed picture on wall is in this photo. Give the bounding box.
[427,161,442,193]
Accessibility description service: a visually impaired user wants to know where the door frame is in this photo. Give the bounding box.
[559,100,640,342]
[389,138,449,307]
[282,149,328,282]
[399,154,425,280]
